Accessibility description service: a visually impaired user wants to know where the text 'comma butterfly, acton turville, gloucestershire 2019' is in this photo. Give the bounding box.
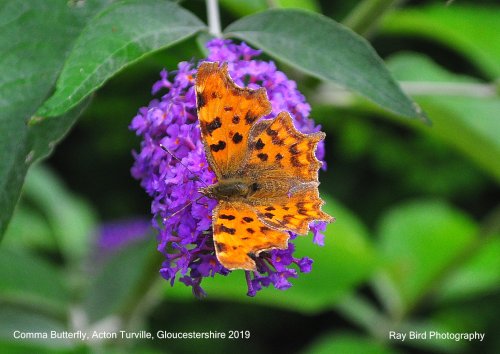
[195,61,334,271]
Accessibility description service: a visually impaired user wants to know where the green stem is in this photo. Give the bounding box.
[400,81,498,97]
[343,0,403,37]
[336,293,392,339]
[119,249,164,330]
[206,0,222,37]
[313,80,499,107]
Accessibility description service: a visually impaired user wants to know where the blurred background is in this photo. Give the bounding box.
[1,0,499,353]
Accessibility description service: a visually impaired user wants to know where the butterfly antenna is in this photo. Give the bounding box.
[159,144,209,188]
[163,195,205,222]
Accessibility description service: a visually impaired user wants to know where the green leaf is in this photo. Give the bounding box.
[2,205,55,251]
[224,9,428,122]
[387,53,500,182]
[21,165,97,263]
[221,0,320,17]
[83,238,157,323]
[275,0,320,12]
[435,236,500,303]
[0,0,104,240]
[36,0,206,118]
[381,4,500,79]
[376,200,477,313]
[219,0,267,17]
[303,333,399,354]
[0,248,70,316]
[166,197,377,313]
[0,341,80,354]
[0,305,69,349]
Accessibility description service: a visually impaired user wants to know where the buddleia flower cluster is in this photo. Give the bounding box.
[130,39,328,297]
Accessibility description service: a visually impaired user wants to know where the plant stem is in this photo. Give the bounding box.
[206,0,222,37]
[336,293,391,339]
[314,81,499,106]
[343,0,403,37]
[119,248,164,330]
[399,81,498,97]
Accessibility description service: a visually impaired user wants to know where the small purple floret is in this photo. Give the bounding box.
[130,39,327,297]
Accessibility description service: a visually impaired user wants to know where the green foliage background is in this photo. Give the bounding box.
[0,0,499,353]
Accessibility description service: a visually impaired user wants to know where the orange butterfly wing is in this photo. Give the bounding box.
[196,62,271,178]
[244,111,324,182]
[196,62,333,271]
[212,201,289,270]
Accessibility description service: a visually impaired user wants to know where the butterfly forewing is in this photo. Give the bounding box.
[196,62,271,179]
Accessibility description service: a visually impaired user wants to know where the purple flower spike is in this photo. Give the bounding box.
[130,39,328,297]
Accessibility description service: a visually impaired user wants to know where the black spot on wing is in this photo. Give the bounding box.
[255,138,265,150]
[290,155,301,167]
[232,132,243,144]
[264,212,275,219]
[219,214,235,220]
[210,141,226,152]
[266,127,278,136]
[298,208,308,215]
[215,242,227,252]
[245,111,258,125]
[257,153,268,162]
[217,224,236,235]
[275,153,283,161]
[206,117,222,135]
[289,143,300,155]
[265,206,275,211]
[243,217,254,223]
[196,91,206,108]
[232,115,240,124]
[266,127,284,145]
[246,228,255,234]
[224,106,233,111]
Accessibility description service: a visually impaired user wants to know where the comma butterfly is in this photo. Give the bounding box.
[196,62,333,271]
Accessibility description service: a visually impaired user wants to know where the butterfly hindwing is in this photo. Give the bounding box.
[253,183,333,235]
[213,201,289,270]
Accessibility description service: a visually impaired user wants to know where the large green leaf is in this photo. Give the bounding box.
[0,305,69,349]
[36,0,206,118]
[20,165,96,263]
[381,5,500,78]
[2,204,55,251]
[0,248,69,315]
[387,53,500,182]
[435,236,500,303]
[83,238,158,323]
[0,0,105,240]
[376,200,477,314]
[303,333,399,354]
[166,197,377,313]
[224,9,428,122]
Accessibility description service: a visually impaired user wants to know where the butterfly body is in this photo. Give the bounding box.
[195,61,333,271]
[199,180,258,200]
